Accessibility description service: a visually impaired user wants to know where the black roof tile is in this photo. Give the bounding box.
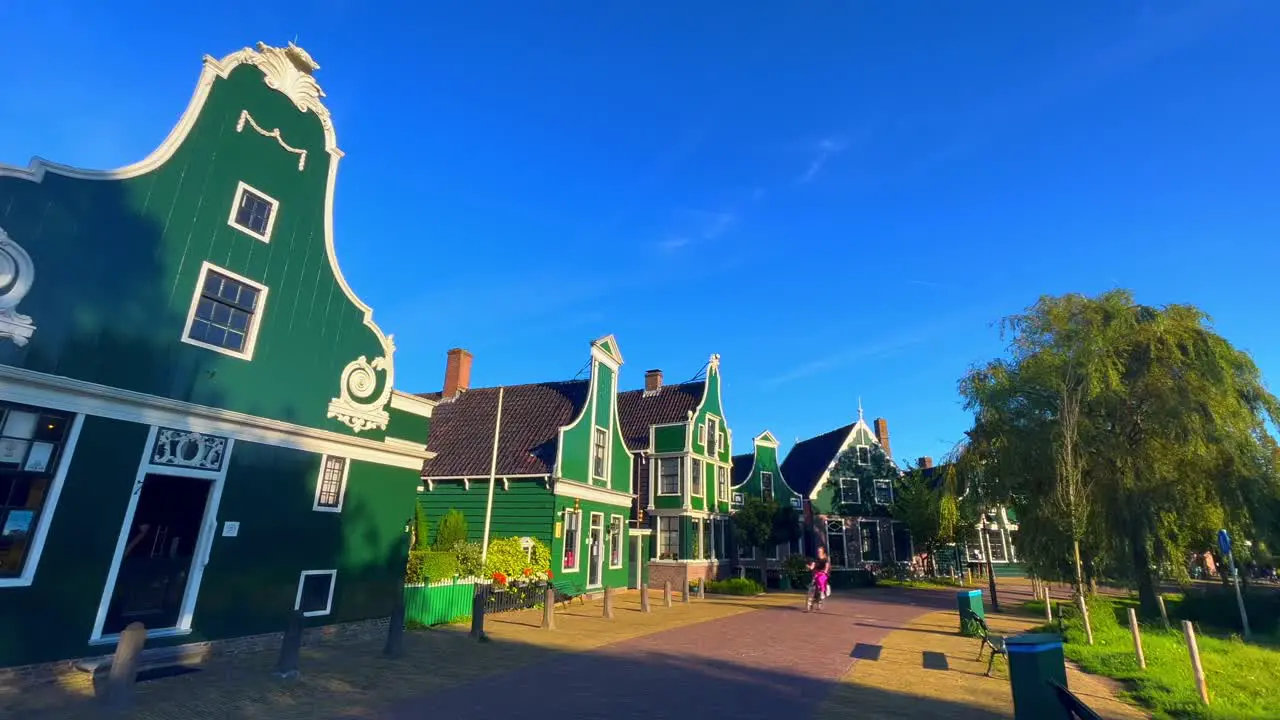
[779,423,854,497]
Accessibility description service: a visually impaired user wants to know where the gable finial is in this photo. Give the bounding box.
[858,396,864,422]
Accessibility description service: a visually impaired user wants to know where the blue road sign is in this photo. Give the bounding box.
[1218,529,1232,556]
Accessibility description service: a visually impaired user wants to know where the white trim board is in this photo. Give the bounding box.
[0,365,433,470]
[552,477,633,508]
[89,426,235,644]
[806,420,883,500]
[0,413,86,589]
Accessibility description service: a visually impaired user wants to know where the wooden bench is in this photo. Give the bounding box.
[974,616,1007,677]
[550,580,586,609]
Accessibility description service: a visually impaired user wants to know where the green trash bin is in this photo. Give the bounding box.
[1006,633,1070,720]
[957,589,984,636]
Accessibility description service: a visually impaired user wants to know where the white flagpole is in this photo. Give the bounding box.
[480,387,505,565]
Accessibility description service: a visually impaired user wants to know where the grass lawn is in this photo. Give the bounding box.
[878,577,972,591]
[1026,596,1280,719]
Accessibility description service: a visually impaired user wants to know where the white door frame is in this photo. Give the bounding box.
[89,425,234,645]
[587,511,604,589]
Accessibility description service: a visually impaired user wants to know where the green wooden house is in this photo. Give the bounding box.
[729,430,807,568]
[781,408,912,570]
[417,337,639,594]
[918,458,1020,574]
[617,356,733,592]
[0,42,435,676]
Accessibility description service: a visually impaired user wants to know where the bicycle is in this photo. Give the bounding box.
[805,572,829,612]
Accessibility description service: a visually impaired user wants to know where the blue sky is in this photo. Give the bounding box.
[2,1,1277,465]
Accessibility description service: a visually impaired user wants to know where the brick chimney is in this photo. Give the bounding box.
[443,348,473,399]
[645,369,663,392]
[873,417,892,458]
[919,456,934,469]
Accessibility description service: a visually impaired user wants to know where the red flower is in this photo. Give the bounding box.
[546,570,554,579]
[523,567,532,576]
[492,571,508,585]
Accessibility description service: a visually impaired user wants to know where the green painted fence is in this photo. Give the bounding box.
[404,577,482,626]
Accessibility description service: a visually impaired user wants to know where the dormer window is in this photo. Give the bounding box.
[228,181,279,242]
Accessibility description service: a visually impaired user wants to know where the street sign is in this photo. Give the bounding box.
[1218,529,1232,557]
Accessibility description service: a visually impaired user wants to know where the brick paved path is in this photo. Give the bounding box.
[381,589,957,720]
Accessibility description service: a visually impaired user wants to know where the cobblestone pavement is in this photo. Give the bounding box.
[380,588,960,720]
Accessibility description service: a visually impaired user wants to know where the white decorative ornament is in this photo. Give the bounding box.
[236,110,307,171]
[152,427,229,471]
[327,349,394,433]
[0,226,36,347]
[236,42,332,131]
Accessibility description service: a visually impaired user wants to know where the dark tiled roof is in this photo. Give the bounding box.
[421,381,589,478]
[616,381,705,452]
[730,452,753,486]
[779,423,854,497]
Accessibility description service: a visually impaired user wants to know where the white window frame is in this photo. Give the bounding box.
[180,261,269,361]
[860,521,882,563]
[697,422,707,447]
[294,569,337,617]
[0,412,85,589]
[838,477,860,505]
[311,454,351,512]
[761,471,774,500]
[691,518,703,560]
[826,518,848,569]
[657,457,682,496]
[717,466,729,503]
[690,458,703,497]
[855,445,871,465]
[227,180,280,243]
[592,426,608,480]
[873,478,894,506]
[608,514,624,568]
[657,516,680,560]
[706,416,720,458]
[561,508,583,572]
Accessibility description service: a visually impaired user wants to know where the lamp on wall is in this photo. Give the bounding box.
[574,498,581,510]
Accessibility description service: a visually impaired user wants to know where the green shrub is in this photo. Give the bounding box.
[483,536,552,582]
[782,554,811,588]
[453,541,484,577]
[434,509,469,550]
[706,577,764,596]
[412,503,430,550]
[1172,586,1280,636]
[404,550,460,584]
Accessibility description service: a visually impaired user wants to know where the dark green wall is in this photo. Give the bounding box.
[418,479,555,549]
[0,62,389,438]
[0,416,145,667]
[550,496,629,591]
[386,406,430,444]
[654,424,686,453]
[736,441,802,506]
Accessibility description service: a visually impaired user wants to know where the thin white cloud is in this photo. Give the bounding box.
[798,137,848,184]
[657,209,737,252]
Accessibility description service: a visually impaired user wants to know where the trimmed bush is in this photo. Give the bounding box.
[405,550,460,584]
[706,577,764,596]
[434,509,469,550]
[453,541,484,577]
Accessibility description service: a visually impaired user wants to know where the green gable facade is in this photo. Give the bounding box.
[0,42,434,673]
[419,336,639,594]
[729,431,807,566]
[618,355,733,592]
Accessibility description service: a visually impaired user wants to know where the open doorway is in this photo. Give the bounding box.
[102,473,213,636]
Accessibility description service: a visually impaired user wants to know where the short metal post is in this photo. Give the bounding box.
[383,589,406,658]
[1183,621,1210,705]
[664,580,673,608]
[640,583,651,613]
[1127,608,1146,669]
[274,611,304,679]
[103,621,146,712]
[470,584,488,641]
[603,586,615,620]
[542,586,556,630]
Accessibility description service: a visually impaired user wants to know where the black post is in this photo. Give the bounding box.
[469,584,488,641]
[383,587,406,658]
[102,621,146,713]
[275,611,304,679]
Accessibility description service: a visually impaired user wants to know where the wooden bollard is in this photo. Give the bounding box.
[640,583,651,613]
[275,611,304,679]
[383,589,406,658]
[103,621,146,712]
[682,580,691,604]
[697,579,706,600]
[469,585,488,641]
[603,586,615,620]
[1157,594,1171,630]
[1043,584,1053,623]
[1183,621,1210,705]
[1128,608,1146,669]
[664,580,673,607]
[542,586,556,630]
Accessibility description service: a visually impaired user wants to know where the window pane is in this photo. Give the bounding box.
[0,403,74,579]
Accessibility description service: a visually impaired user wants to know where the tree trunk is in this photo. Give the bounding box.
[1129,524,1159,616]
[1073,538,1094,645]
[759,545,769,590]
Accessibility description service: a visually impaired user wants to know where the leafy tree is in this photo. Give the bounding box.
[412,502,431,550]
[434,508,469,551]
[733,496,802,585]
[892,462,956,575]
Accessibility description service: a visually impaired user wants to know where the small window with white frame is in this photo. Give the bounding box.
[295,569,337,617]
[657,457,682,495]
[562,509,582,571]
[717,466,729,503]
[761,471,774,502]
[312,455,349,512]
[227,181,279,242]
[690,459,703,497]
[608,515,623,567]
[592,427,607,480]
[838,477,859,505]
[697,422,707,447]
[657,516,680,560]
[855,445,871,465]
[706,416,720,458]
[873,479,894,505]
[183,262,268,360]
